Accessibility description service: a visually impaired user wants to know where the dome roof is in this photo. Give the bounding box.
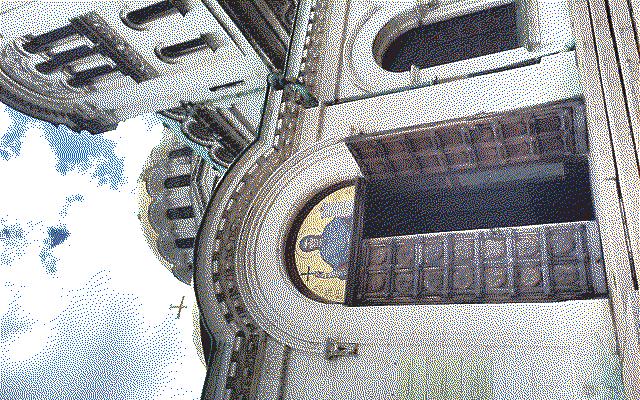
[137,126,205,285]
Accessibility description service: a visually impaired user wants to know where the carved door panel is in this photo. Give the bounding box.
[347,222,607,306]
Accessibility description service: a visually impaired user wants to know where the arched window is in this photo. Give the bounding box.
[121,0,189,30]
[375,3,520,73]
[285,184,355,303]
[155,34,218,63]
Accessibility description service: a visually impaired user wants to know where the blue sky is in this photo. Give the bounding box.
[0,104,206,399]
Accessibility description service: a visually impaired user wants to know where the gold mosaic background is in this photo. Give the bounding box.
[294,186,355,303]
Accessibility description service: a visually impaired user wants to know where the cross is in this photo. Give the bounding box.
[170,296,187,319]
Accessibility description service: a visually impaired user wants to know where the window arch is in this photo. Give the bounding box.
[285,183,355,304]
[373,2,520,73]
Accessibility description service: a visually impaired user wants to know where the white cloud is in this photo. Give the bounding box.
[0,104,206,399]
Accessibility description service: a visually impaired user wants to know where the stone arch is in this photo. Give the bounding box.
[372,2,520,73]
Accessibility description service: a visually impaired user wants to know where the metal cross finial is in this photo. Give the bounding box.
[170,295,187,319]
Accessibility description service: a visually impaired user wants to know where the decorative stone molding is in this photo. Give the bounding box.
[0,41,92,131]
[207,122,298,329]
[0,75,71,129]
[194,86,299,342]
[297,0,329,96]
[223,329,268,399]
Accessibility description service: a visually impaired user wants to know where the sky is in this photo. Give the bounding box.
[0,103,206,399]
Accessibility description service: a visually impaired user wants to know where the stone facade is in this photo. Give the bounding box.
[1,0,639,399]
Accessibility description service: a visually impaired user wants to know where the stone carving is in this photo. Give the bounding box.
[366,271,387,295]
[208,97,301,332]
[370,245,388,266]
[486,267,508,289]
[519,263,543,288]
[393,270,413,296]
[215,0,291,69]
[194,0,331,357]
[452,267,474,291]
[421,268,444,294]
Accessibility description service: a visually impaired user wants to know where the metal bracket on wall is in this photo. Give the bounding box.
[324,338,359,360]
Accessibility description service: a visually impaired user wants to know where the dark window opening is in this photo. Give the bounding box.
[168,147,193,159]
[210,80,245,93]
[164,174,191,189]
[155,34,216,62]
[379,3,520,72]
[213,147,235,165]
[362,160,593,238]
[175,237,195,249]
[122,0,188,29]
[166,206,195,220]
[67,64,115,88]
